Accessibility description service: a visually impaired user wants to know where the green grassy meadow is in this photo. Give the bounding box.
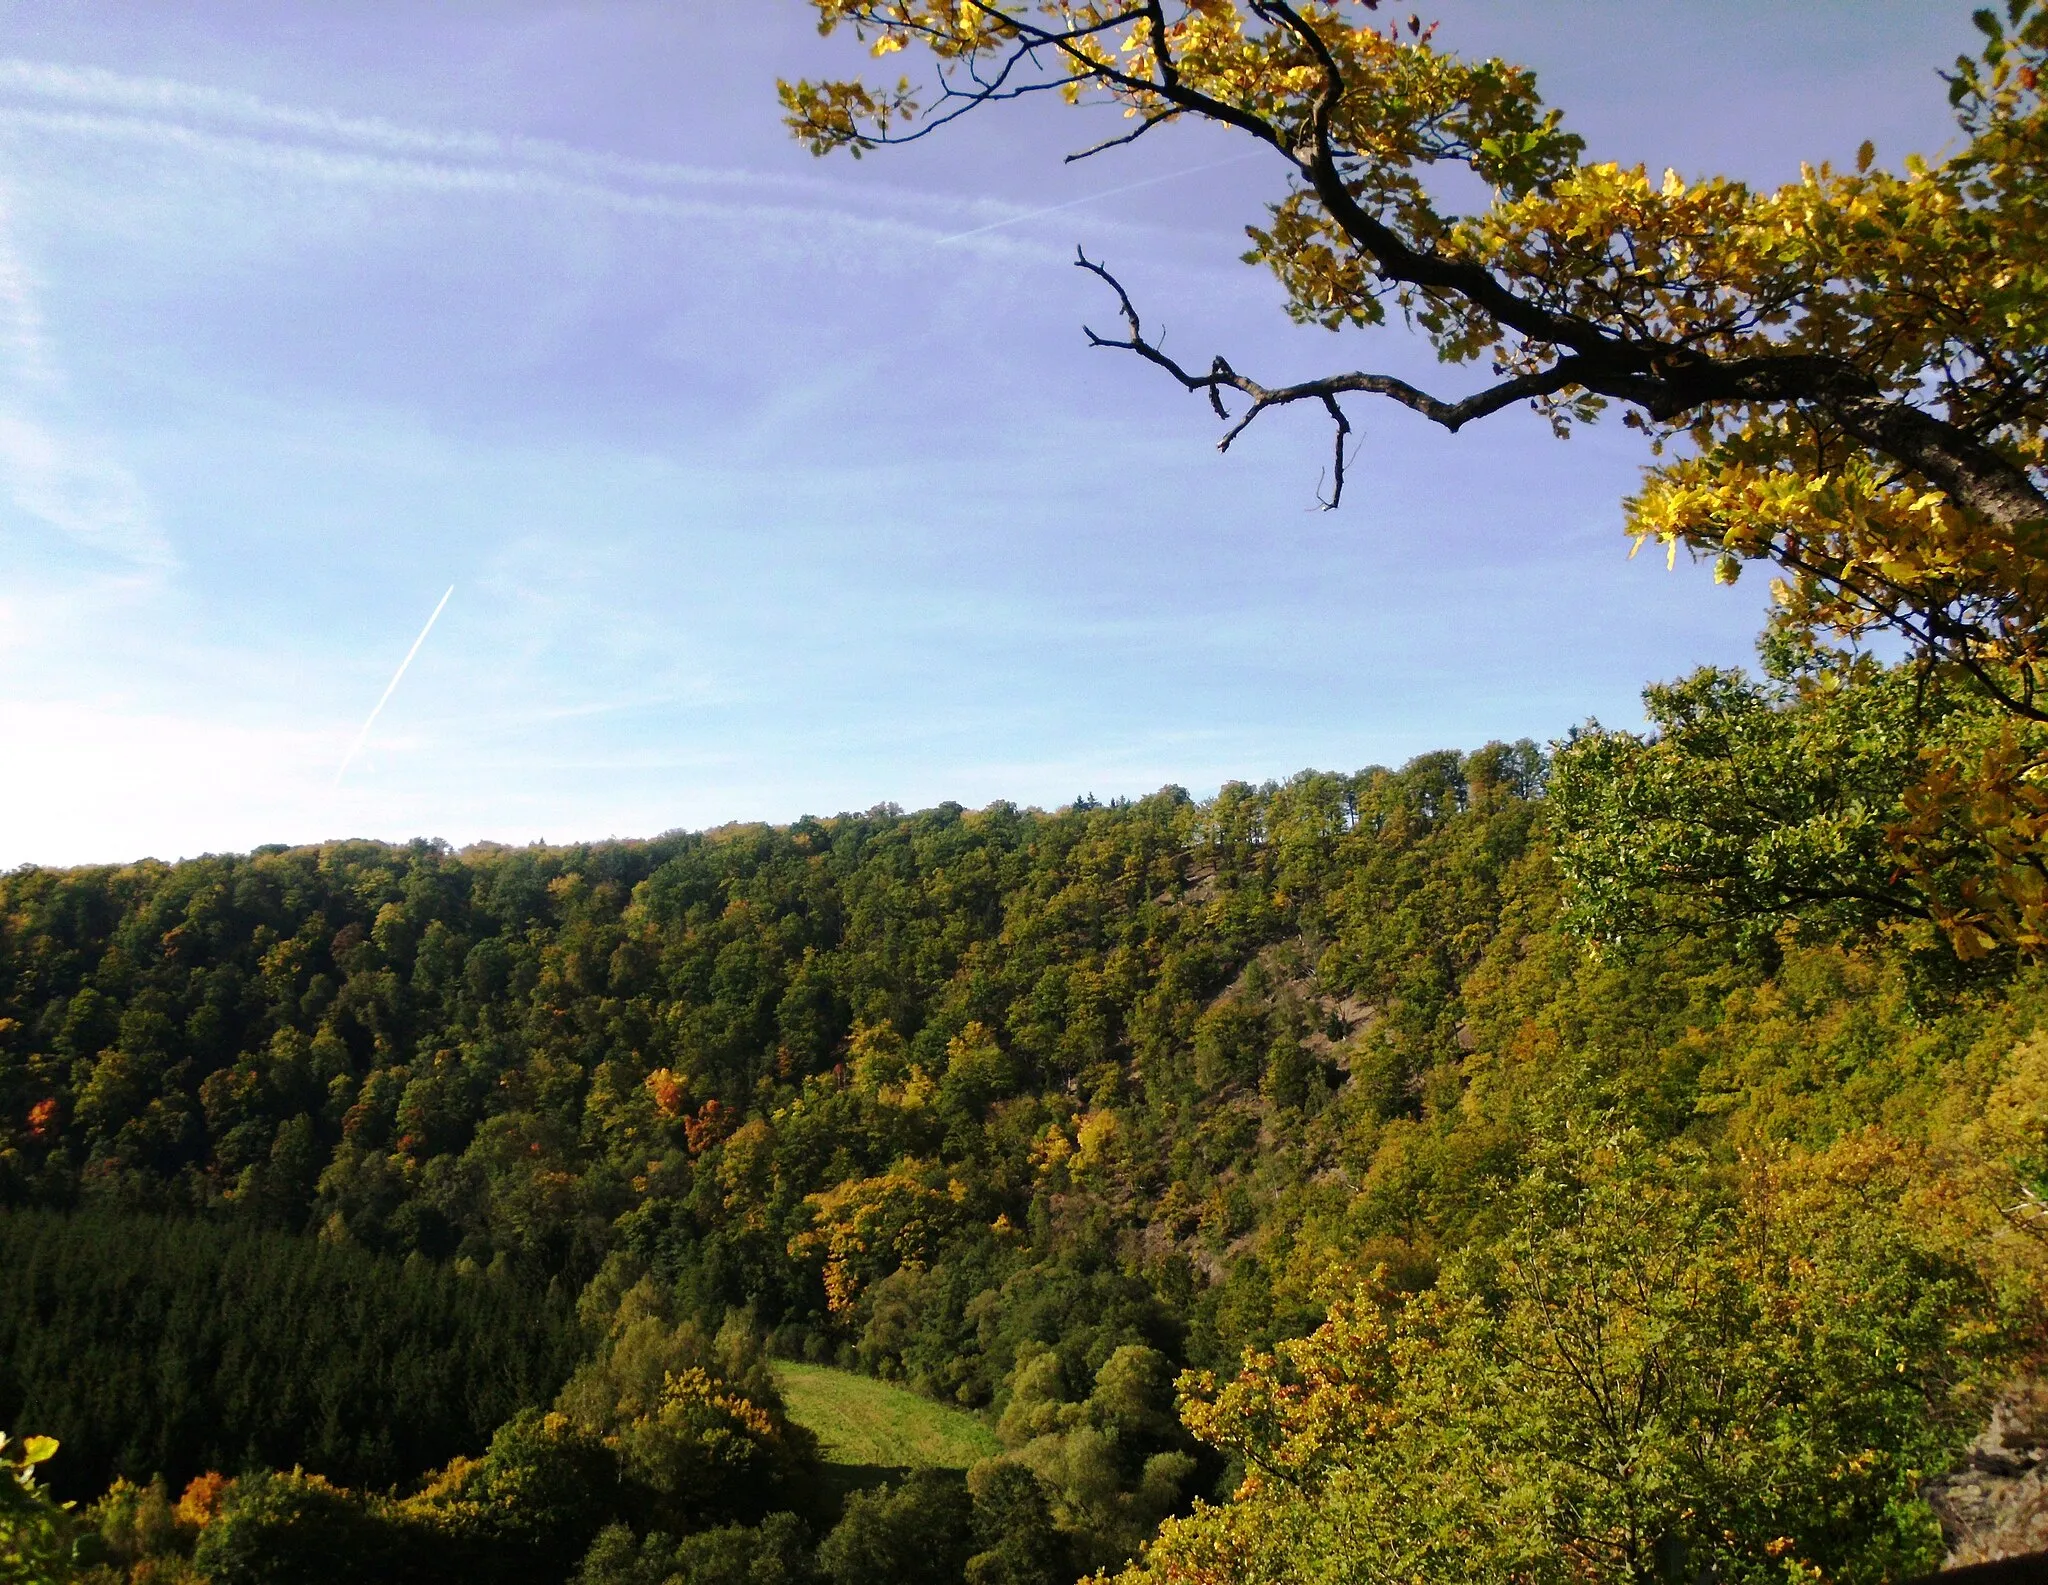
[774,1363,1001,1471]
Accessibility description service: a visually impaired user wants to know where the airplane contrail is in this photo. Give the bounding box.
[934,152,1259,244]
[333,585,453,787]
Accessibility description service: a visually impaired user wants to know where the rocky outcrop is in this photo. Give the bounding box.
[1928,1382,2048,1567]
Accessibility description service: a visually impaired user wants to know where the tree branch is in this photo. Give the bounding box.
[812,2,2048,535]
[1829,398,2048,530]
[1077,251,1584,507]
[1064,111,1178,163]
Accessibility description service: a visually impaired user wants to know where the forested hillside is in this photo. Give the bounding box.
[7,0,2048,1579]
[4,726,2047,1584]
[0,745,1549,1383]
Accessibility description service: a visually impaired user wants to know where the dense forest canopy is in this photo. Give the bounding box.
[3,732,2047,1583]
[0,750,1540,1324]
[0,1210,581,1502]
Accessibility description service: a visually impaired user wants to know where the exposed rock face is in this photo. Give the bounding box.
[1928,1382,2048,1567]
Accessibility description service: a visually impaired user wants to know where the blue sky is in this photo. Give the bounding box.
[0,2,1980,864]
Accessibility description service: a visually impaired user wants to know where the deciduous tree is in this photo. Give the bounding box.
[783,1,2048,949]
[1117,1132,2011,1585]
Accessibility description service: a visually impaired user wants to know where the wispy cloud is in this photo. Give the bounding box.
[0,412,169,566]
[0,181,168,569]
[0,59,785,191]
[0,58,1212,260]
[935,153,1260,244]
[0,192,55,388]
[0,102,1031,271]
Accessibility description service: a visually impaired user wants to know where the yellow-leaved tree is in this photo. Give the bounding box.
[0,1432,88,1585]
[1118,1131,2017,1585]
[782,2,2048,953]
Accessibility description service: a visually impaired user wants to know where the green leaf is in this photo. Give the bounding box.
[21,1436,57,1466]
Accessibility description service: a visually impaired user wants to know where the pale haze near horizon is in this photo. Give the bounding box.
[0,3,1978,866]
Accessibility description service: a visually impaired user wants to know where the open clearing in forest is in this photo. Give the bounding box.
[774,1362,1000,1471]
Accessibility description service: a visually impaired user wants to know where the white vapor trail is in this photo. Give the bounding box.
[0,59,756,191]
[934,152,1259,244]
[0,57,1247,263]
[334,585,453,787]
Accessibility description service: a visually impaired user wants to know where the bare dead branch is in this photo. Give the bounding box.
[2003,1186,2048,1242]
[1076,250,1588,506]
[881,72,1084,145]
[1320,393,1352,509]
[1064,111,1178,163]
